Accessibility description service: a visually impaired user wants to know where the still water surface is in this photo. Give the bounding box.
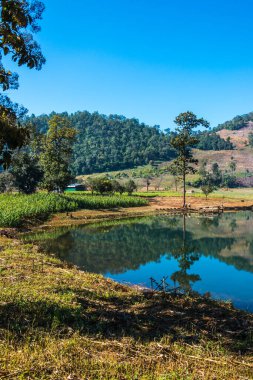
[25,211,253,312]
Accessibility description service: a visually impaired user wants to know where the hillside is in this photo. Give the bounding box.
[78,120,253,190]
[217,121,253,149]
[28,112,176,174]
[215,111,253,131]
[195,121,253,173]
[28,110,253,178]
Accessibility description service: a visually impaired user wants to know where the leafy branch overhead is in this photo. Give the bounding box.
[0,0,45,166]
[0,0,45,90]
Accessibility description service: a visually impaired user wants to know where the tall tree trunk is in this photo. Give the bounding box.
[175,178,178,192]
[183,171,186,208]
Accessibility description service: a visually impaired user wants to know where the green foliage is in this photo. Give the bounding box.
[248,132,253,147]
[201,183,215,199]
[222,173,237,188]
[111,180,125,194]
[40,115,77,192]
[83,177,137,195]
[124,179,137,195]
[10,151,43,194]
[1,228,253,380]
[197,132,234,150]
[194,162,238,190]
[170,111,209,206]
[211,163,223,186]
[0,193,77,227]
[169,161,181,191]
[27,111,176,174]
[0,171,15,192]
[0,0,45,89]
[0,0,45,166]
[229,158,237,173]
[0,193,148,227]
[67,193,146,209]
[215,112,253,131]
[91,177,113,194]
[0,102,29,168]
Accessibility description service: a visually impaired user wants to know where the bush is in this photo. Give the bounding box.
[0,172,15,193]
[125,180,137,195]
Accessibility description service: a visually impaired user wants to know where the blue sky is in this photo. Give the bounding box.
[5,0,253,130]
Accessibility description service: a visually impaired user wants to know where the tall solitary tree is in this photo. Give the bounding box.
[0,0,45,166]
[40,115,76,192]
[170,111,209,208]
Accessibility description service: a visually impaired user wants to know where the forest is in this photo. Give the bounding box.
[27,111,233,174]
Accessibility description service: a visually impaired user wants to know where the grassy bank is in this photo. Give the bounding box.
[134,188,253,199]
[0,193,148,228]
[0,236,252,379]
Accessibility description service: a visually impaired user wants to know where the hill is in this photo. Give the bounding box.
[28,111,176,174]
[28,110,236,175]
[217,121,253,149]
[27,110,253,181]
[215,111,253,131]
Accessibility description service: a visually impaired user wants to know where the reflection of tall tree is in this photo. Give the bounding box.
[170,215,201,292]
[28,212,253,276]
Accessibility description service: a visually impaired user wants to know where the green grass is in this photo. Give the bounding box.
[0,237,252,379]
[135,188,253,199]
[0,193,148,228]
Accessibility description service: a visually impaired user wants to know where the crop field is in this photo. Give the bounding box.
[0,193,148,228]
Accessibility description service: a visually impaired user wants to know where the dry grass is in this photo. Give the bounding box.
[0,236,252,379]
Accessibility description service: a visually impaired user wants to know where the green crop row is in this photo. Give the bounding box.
[0,193,148,228]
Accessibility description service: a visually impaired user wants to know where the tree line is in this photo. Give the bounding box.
[0,1,243,205]
[215,112,253,131]
[0,115,76,193]
[26,111,234,175]
[27,111,177,174]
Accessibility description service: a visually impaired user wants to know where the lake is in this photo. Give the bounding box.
[24,211,253,312]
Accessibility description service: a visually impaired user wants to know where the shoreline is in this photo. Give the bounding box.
[0,233,252,379]
[40,195,253,228]
[1,197,253,379]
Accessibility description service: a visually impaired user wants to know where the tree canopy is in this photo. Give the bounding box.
[27,111,177,174]
[215,112,253,131]
[170,111,209,207]
[196,132,234,150]
[40,115,76,192]
[0,0,45,166]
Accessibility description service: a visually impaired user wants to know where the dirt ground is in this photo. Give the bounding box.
[43,196,253,228]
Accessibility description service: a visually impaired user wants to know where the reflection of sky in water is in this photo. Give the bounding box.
[108,255,253,312]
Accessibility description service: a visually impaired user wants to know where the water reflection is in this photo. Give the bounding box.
[23,211,253,310]
[170,215,201,292]
[25,212,253,276]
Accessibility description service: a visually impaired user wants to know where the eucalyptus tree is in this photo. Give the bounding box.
[170,111,209,208]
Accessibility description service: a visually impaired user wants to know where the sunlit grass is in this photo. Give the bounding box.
[134,188,253,199]
[0,193,148,228]
[0,236,252,379]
